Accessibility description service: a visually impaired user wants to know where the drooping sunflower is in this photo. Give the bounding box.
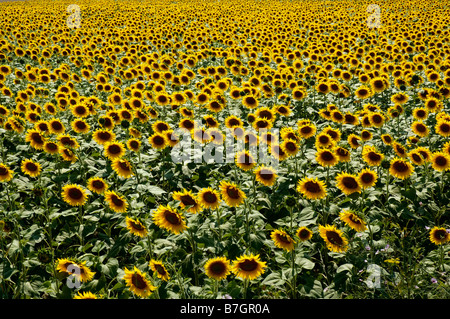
[173,189,202,213]
[219,180,246,207]
[336,172,361,196]
[296,226,313,242]
[153,204,187,235]
[389,158,414,179]
[429,226,450,245]
[296,177,327,200]
[318,224,348,253]
[197,187,221,210]
[271,229,295,251]
[339,210,367,232]
[254,165,278,187]
[86,177,108,194]
[231,254,267,280]
[104,190,128,213]
[21,159,41,178]
[357,168,378,189]
[61,184,89,206]
[126,216,148,238]
[123,266,156,298]
[0,163,14,182]
[111,158,134,178]
[431,152,450,171]
[204,257,231,281]
[149,259,170,281]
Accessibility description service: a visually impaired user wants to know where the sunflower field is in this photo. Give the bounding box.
[1,0,450,300]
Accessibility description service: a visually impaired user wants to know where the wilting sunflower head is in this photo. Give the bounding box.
[271,229,295,251]
[231,254,267,280]
[318,224,348,253]
[339,210,367,232]
[204,257,231,281]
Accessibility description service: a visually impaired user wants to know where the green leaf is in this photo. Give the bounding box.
[296,257,315,270]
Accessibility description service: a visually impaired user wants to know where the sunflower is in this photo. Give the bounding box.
[280,139,300,157]
[57,134,80,150]
[435,119,450,137]
[148,132,168,149]
[316,149,338,167]
[380,134,393,145]
[71,118,90,134]
[173,189,202,213]
[415,146,432,163]
[355,85,372,99]
[25,129,46,150]
[429,226,450,245]
[271,229,295,251]
[21,159,41,178]
[336,172,361,196]
[86,177,108,194]
[92,129,115,145]
[197,187,221,210]
[242,95,259,109]
[424,97,443,113]
[123,266,156,298]
[431,152,450,171]
[153,204,187,234]
[315,132,334,149]
[231,254,267,280]
[408,149,425,166]
[296,177,327,200]
[357,168,378,189]
[152,120,171,134]
[296,226,313,241]
[254,165,278,187]
[347,134,361,149]
[335,146,351,162]
[411,121,429,137]
[219,180,246,207]
[71,104,89,118]
[149,260,170,281]
[252,117,272,131]
[0,163,13,182]
[126,216,148,237]
[59,147,77,162]
[297,123,316,139]
[389,158,414,179]
[339,210,367,232]
[103,141,126,160]
[73,291,98,299]
[104,190,128,213]
[412,107,428,121]
[126,138,141,152]
[111,158,134,178]
[391,92,409,105]
[318,224,348,253]
[204,257,231,281]
[235,150,256,171]
[61,184,89,206]
[369,77,387,93]
[56,258,95,283]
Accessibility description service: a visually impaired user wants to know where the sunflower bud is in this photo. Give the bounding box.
[381,159,390,170]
